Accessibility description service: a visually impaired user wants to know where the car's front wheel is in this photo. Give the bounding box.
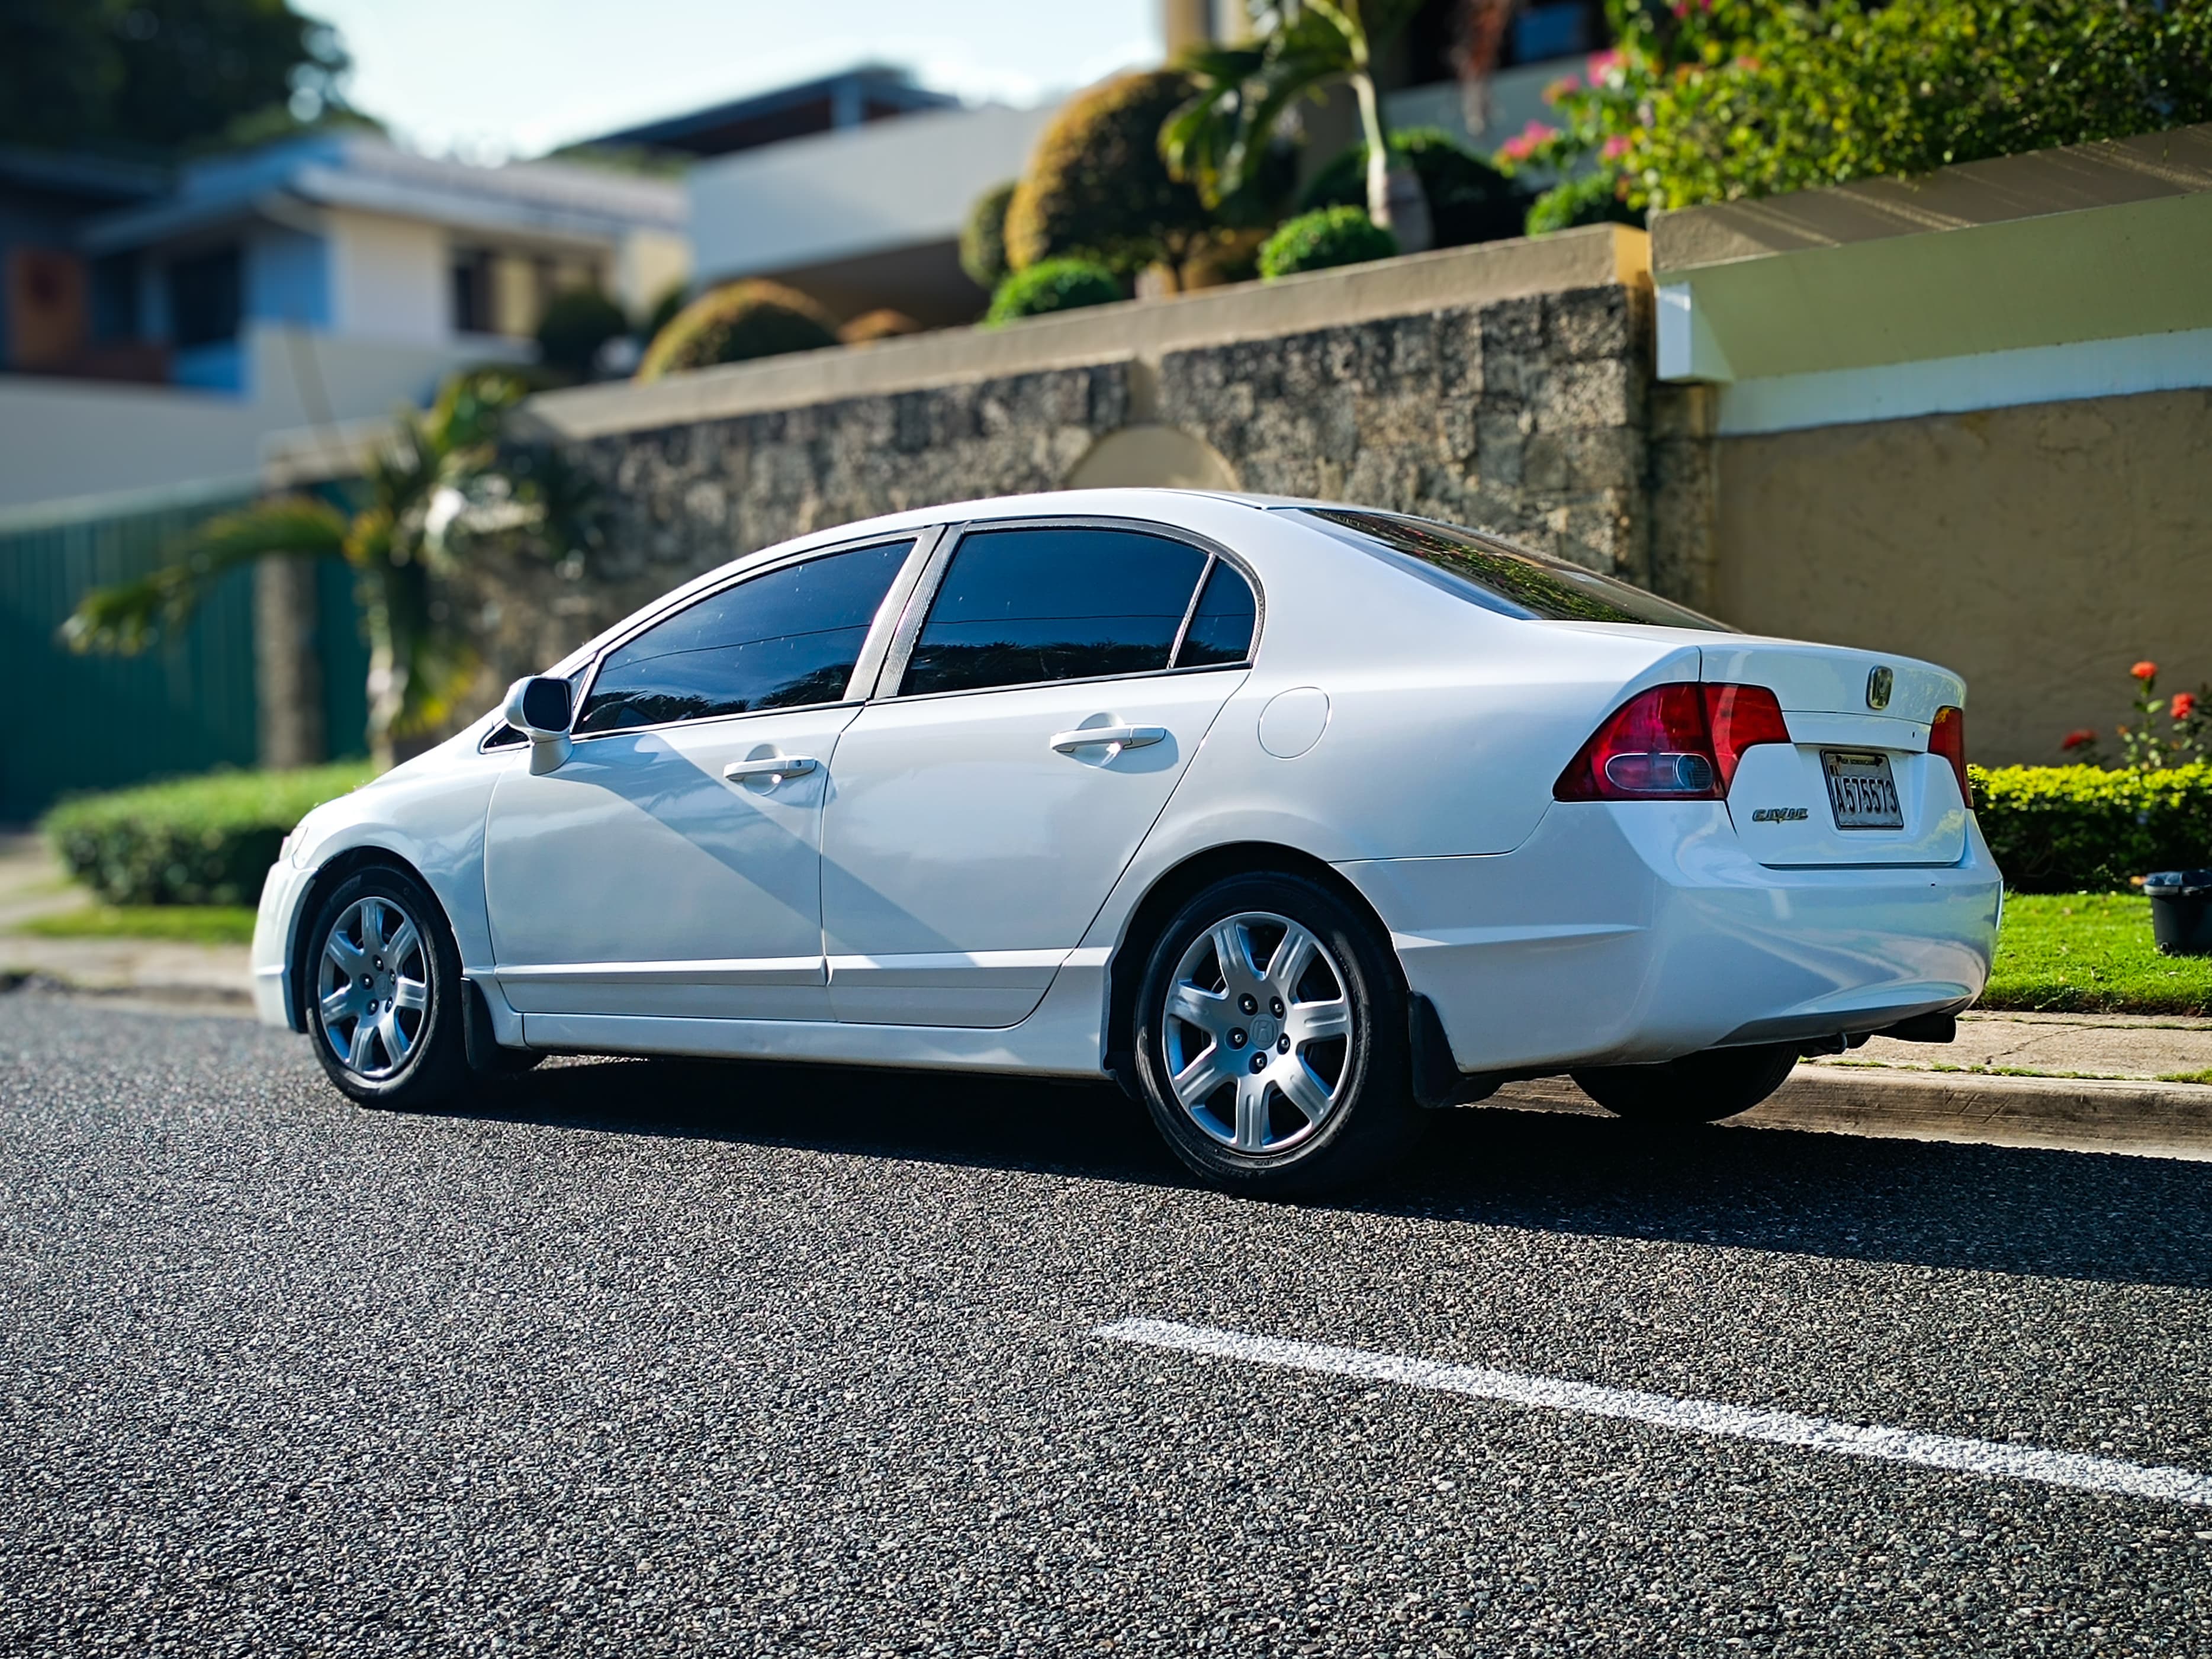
[1571,1043,1800,1124]
[1132,872,1423,1197]
[304,866,467,1110]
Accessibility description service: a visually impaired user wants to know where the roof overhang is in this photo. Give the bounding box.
[1650,123,2212,432]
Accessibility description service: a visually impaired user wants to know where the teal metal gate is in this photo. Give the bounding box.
[0,481,369,823]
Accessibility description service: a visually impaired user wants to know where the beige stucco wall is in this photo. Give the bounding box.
[1713,387,2212,766]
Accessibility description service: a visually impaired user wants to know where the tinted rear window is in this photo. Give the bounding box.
[901,526,1210,696]
[1298,507,1729,631]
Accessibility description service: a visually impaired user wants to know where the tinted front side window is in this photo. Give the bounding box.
[577,541,910,734]
[902,526,1208,696]
[1300,507,1729,631]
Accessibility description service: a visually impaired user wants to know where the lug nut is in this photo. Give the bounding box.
[1277,1034,1291,1054]
[1248,1054,1266,1075]
[1240,994,1258,1015]
[1271,996,1285,1017]
[1228,1029,1247,1049]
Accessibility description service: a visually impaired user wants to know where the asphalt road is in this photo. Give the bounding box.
[4,990,2210,1657]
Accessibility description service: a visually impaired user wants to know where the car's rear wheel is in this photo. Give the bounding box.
[1133,873,1423,1197]
[305,866,467,1111]
[1571,1043,1800,1124]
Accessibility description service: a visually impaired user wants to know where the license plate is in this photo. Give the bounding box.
[1821,750,1904,830]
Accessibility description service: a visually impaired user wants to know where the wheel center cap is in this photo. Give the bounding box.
[1248,1015,1280,1049]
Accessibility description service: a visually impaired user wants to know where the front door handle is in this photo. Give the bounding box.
[1049,724,1167,756]
[724,754,820,783]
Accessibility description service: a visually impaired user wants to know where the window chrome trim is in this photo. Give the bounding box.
[872,515,1263,704]
[565,528,943,745]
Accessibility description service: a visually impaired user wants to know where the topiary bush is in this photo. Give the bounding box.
[1258,207,1398,280]
[983,258,1124,326]
[960,179,1018,290]
[533,287,631,381]
[1002,70,1211,277]
[635,280,840,381]
[840,308,925,345]
[44,763,377,906]
[1971,763,2212,893]
[1301,128,1528,247]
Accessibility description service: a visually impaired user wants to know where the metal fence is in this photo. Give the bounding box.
[0,481,368,823]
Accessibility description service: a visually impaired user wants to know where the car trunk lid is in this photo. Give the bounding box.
[1700,638,1969,867]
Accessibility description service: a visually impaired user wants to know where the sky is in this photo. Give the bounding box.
[308,0,1163,160]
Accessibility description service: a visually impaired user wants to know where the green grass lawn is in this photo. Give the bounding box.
[18,904,258,946]
[1982,892,2212,1017]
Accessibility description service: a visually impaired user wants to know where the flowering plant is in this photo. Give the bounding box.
[1488,1,2212,234]
[2060,661,2212,771]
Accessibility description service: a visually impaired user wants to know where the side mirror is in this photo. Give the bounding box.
[503,676,574,775]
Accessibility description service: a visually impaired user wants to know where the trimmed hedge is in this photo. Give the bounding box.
[1301,128,1528,247]
[960,179,1018,290]
[1002,69,1208,276]
[45,763,376,906]
[1258,207,1398,280]
[636,280,840,381]
[1971,763,2212,893]
[984,258,1124,324]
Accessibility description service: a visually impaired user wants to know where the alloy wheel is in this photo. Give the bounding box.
[316,895,430,1081]
[1160,910,1355,1154]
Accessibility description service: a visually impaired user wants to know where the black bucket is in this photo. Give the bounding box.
[2143,869,2212,957]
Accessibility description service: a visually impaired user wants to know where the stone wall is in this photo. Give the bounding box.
[463,230,1681,694]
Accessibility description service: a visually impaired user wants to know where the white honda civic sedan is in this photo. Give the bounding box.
[253,488,2001,1193]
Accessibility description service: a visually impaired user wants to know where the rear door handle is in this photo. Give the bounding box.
[723,755,820,782]
[1049,725,1166,755]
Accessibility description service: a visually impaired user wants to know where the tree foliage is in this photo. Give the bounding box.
[1512,0,2212,227]
[534,288,631,382]
[0,0,355,152]
[65,371,597,767]
[1163,1,1425,229]
[1003,70,1216,276]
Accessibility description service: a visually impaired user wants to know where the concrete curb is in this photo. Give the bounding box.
[1493,1067,2212,1161]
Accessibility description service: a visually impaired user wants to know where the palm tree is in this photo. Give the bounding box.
[63,369,596,770]
[1163,0,1432,247]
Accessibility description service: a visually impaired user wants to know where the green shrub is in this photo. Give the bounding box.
[533,287,630,380]
[1301,128,1528,247]
[960,179,1018,290]
[1258,207,1398,280]
[1970,763,2212,893]
[984,259,1124,325]
[44,763,377,907]
[1525,171,1646,237]
[636,280,839,381]
[1002,70,1211,277]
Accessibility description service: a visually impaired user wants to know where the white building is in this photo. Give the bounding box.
[0,133,687,511]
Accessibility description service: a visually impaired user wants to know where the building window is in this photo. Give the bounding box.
[452,247,494,335]
[167,246,242,348]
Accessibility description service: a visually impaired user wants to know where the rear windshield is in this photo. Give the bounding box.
[1296,506,1731,631]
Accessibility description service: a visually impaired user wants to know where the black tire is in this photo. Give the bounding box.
[302,864,468,1111]
[1572,1043,1800,1124]
[1132,872,1424,1197]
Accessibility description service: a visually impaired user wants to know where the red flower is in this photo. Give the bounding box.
[2060,729,2100,750]
[2174,692,2198,721]
[2132,660,2158,681]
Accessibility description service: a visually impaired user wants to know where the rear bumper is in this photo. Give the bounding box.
[1339,802,2003,1075]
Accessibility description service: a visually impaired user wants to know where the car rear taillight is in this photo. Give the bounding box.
[1554,683,1790,802]
[1929,705,1969,805]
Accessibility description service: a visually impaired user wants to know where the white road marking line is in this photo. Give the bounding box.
[1094,1318,2212,1510]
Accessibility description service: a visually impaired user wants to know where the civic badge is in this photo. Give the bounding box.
[1866,665,1894,710]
